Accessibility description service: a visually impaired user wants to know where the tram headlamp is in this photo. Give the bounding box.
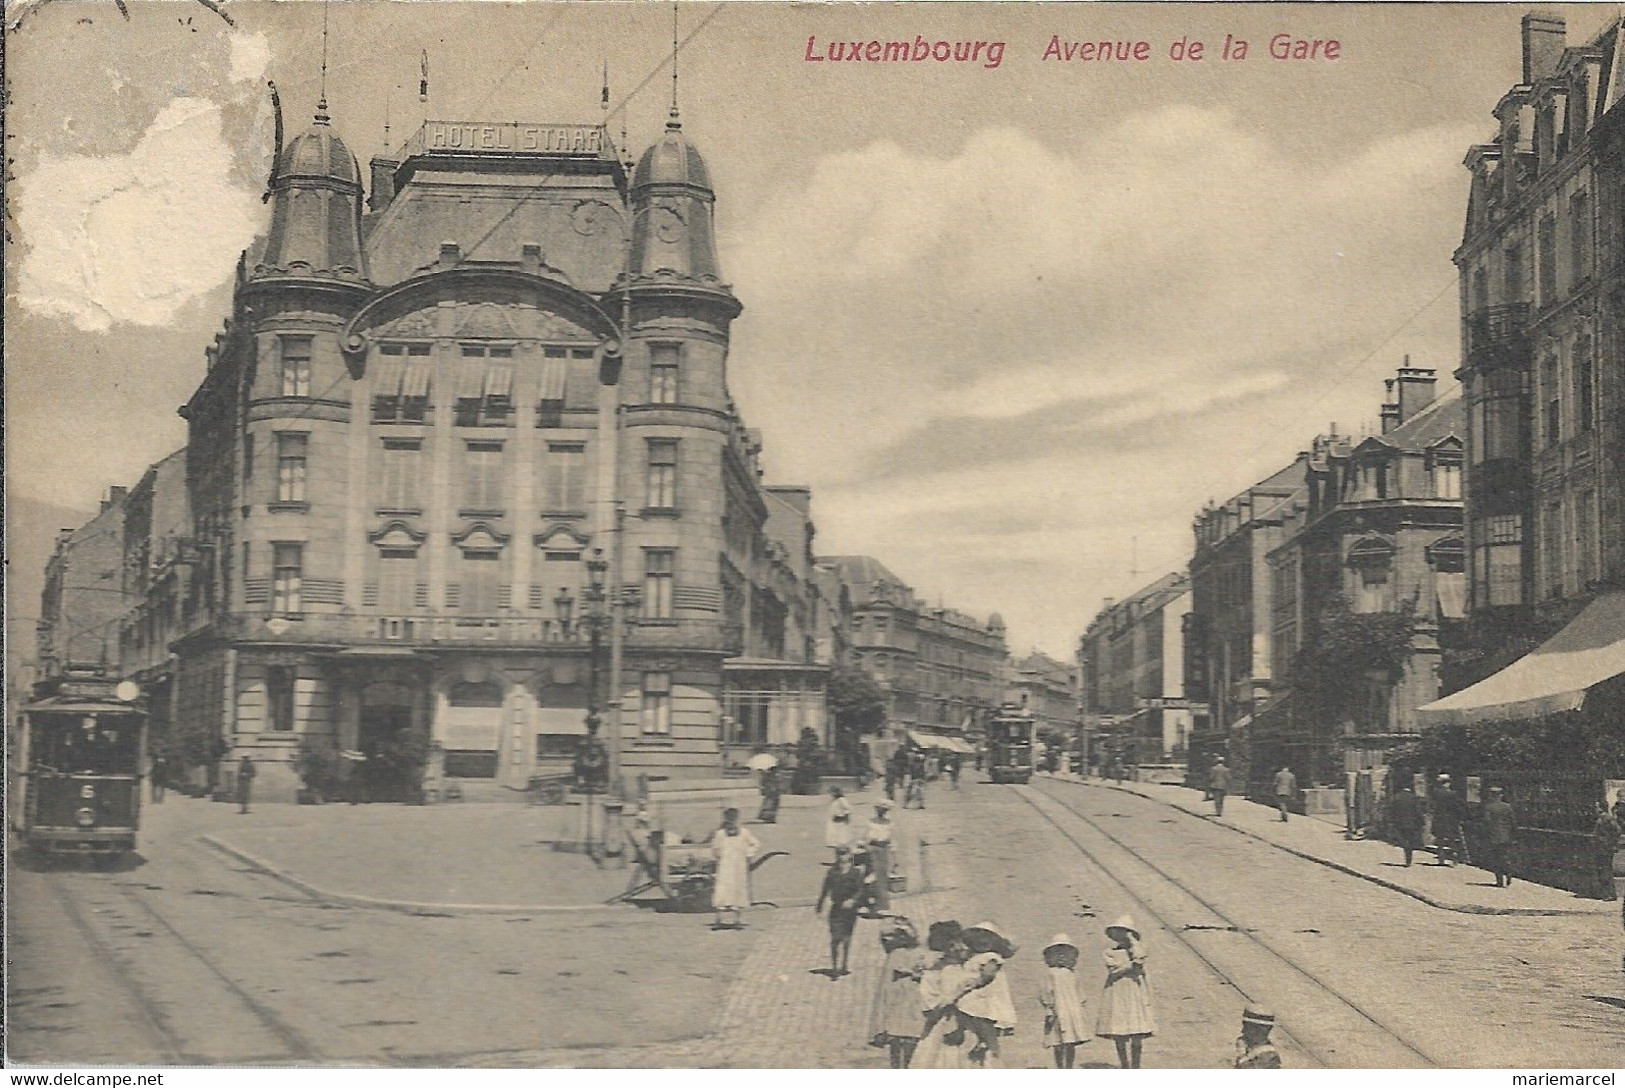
[75,807,96,828]
[80,785,95,799]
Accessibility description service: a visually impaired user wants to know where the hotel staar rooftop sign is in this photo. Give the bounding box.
[403,121,611,158]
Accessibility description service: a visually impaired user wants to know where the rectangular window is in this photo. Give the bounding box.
[272,543,303,613]
[1543,504,1563,599]
[1538,215,1558,302]
[1543,354,1561,447]
[1477,514,1524,608]
[266,665,296,731]
[538,348,569,428]
[1575,340,1595,434]
[463,441,504,512]
[280,336,312,398]
[378,549,417,613]
[1571,192,1591,283]
[276,433,308,503]
[1472,268,1489,314]
[643,549,675,619]
[1577,489,1599,586]
[1432,461,1462,500]
[379,440,420,510]
[646,439,678,510]
[1505,244,1524,302]
[460,550,501,615]
[650,343,679,404]
[242,435,254,494]
[543,442,586,512]
[640,671,672,735]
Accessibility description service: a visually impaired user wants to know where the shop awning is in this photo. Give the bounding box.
[907,731,975,753]
[1416,590,1625,727]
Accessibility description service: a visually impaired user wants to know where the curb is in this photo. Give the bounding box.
[200,819,939,918]
[1073,779,1606,918]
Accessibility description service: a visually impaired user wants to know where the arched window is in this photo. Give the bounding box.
[1346,537,1397,614]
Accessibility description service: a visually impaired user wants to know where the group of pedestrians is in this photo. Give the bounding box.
[860,913,1276,1069]
[884,747,956,809]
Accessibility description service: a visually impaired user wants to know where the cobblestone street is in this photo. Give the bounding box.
[11,774,1625,1067]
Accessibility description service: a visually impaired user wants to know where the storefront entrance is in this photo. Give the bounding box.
[359,686,418,802]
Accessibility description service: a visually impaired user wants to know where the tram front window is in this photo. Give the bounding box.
[33,713,139,775]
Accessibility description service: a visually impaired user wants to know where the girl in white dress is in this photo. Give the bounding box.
[1095,915,1155,1068]
[1038,933,1089,1068]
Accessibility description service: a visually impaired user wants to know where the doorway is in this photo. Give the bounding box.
[359,702,414,801]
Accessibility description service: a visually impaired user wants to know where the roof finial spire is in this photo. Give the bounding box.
[315,0,331,124]
[668,1,681,128]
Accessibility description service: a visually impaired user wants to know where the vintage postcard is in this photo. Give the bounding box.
[5,0,1624,1074]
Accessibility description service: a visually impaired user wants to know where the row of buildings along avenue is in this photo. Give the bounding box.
[33,94,1071,802]
[1081,13,1625,876]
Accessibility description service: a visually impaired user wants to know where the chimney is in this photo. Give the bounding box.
[437,241,461,270]
[1395,358,1438,424]
[368,157,400,212]
[1522,13,1566,85]
[1380,378,1401,434]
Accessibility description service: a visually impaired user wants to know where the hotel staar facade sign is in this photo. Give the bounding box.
[418,121,607,156]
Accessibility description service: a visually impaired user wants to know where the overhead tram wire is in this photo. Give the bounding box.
[454,2,728,266]
[1180,268,1463,513]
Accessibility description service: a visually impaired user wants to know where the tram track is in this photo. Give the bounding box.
[40,858,326,1064]
[1014,780,1442,1069]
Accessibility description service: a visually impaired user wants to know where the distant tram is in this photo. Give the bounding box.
[18,669,146,861]
[985,706,1036,784]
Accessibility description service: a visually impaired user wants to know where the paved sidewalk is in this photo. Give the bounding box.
[1059,774,1616,916]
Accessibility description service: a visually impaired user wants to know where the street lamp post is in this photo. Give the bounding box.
[569,550,612,859]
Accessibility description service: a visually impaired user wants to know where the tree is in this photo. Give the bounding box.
[827,665,887,751]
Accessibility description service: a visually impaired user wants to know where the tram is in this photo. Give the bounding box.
[985,706,1036,784]
[18,668,147,861]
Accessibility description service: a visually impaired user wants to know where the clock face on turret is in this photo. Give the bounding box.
[571,201,611,237]
[651,204,687,243]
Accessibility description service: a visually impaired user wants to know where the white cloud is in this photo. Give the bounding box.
[14,97,263,333]
[228,30,272,85]
[729,107,1469,653]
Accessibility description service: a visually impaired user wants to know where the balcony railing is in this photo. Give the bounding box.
[1465,304,1531,368]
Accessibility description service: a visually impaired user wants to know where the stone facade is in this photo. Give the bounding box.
[1186,461,1305,786]
[37,490,132,678]
[1004,651,1078,743]
[51,103,832,801]
[1263,370,1466,788]
[1455,13,1625,638]
[823,556,1008,742]
[1080,572,1194,766]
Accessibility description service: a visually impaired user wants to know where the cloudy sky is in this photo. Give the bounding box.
[5,2,1602,659]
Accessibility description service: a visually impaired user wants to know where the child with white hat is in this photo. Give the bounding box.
[1096,915,1155,1068]
[1039,933,1089,1068]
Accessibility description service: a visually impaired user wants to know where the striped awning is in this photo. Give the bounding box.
[402,360,432,398]
[371,357,405,397]
[484,363,513,399]
[1416,590,1625,726]
[455,364,485,400]
[538,357,569,401]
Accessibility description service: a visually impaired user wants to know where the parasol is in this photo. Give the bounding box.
[746,752,780,771]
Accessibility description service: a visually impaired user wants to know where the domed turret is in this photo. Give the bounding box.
[628,110,724,285]
[256,103,368,281]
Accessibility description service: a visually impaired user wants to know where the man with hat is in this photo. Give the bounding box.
[1207,757,1233,817]
[1479,786,1517,888]
[1234,1006,1283,1069]
[1429,774,1466,866]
